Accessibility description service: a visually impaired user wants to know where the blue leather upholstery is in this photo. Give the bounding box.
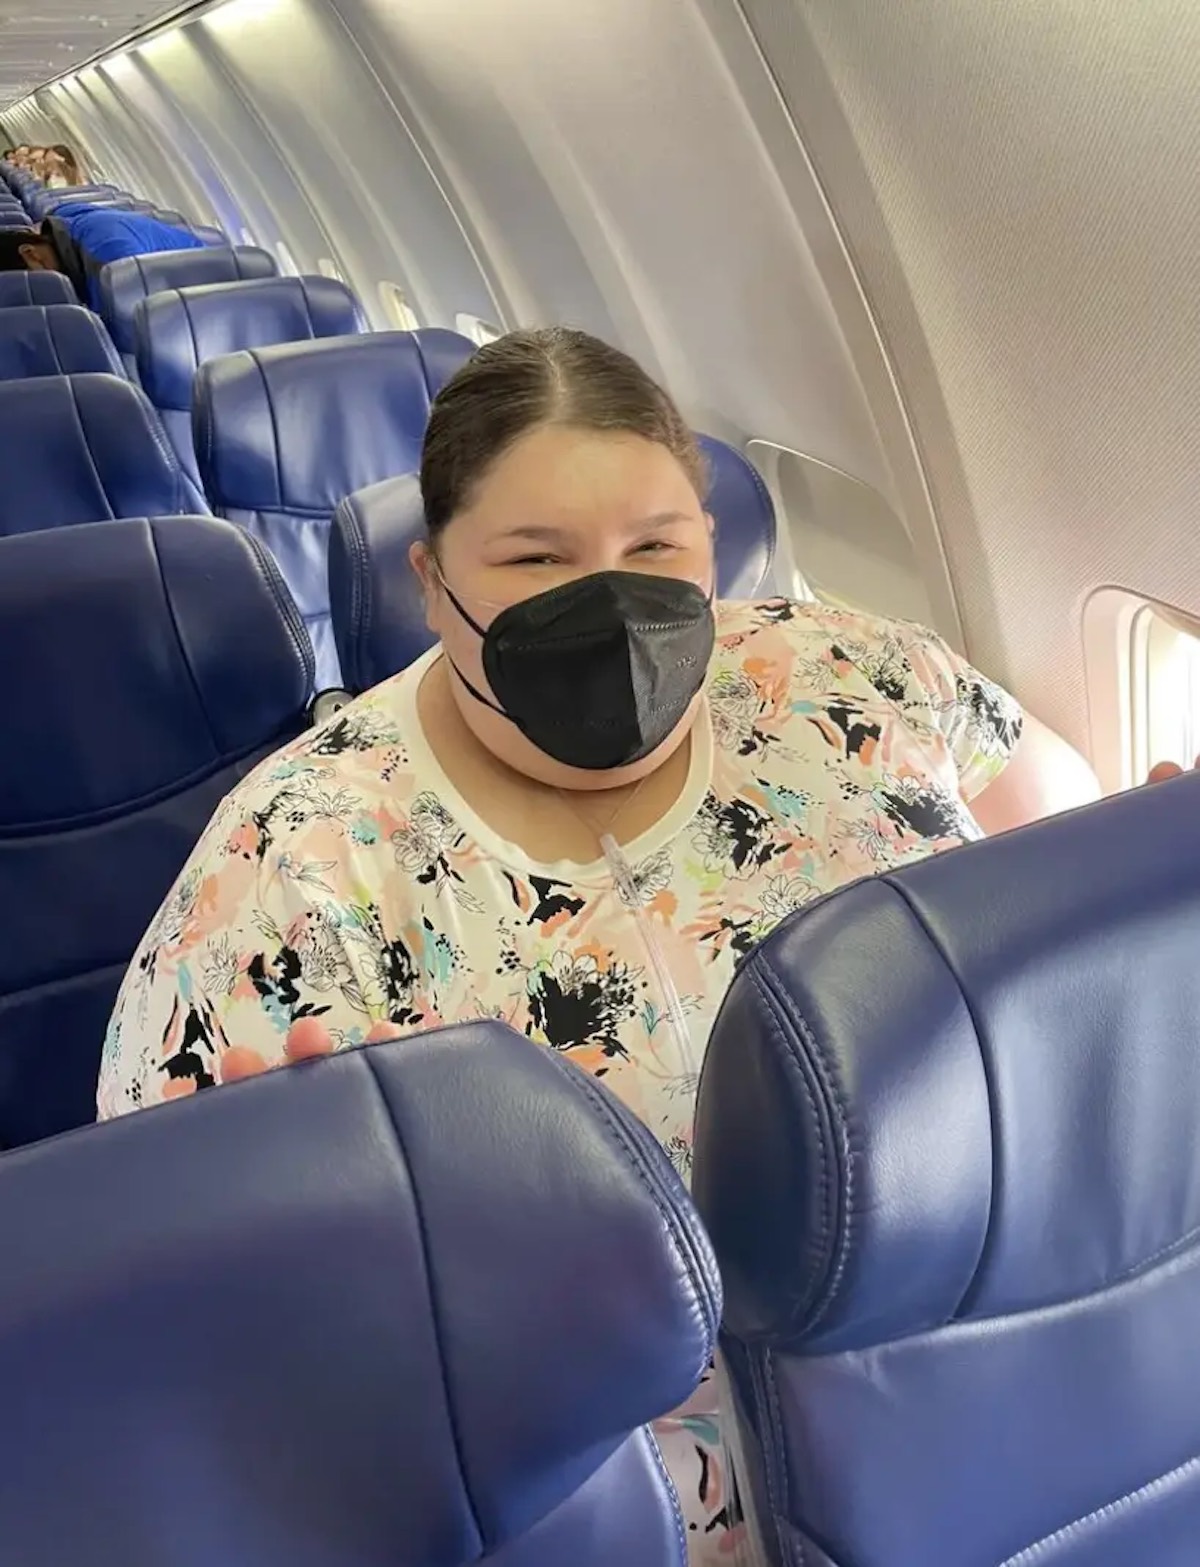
[0,304,123,380]
[0,516,313,1148]
[28,183,119,218]
[135,275,367,482]
[329,432,780,694]
[195,328,475,691]
[99,243,277,367]
[0,272,77,309]
[0,374,207,535]
[692,771,1200,1567]
[699,434,786,598]
[329,473,430,694]
[0,1024,717,1563]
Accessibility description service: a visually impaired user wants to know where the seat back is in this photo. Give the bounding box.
[195,328,475,690]
[0,1024,717,1564]
[99,243,277,368]
[328,431,781,694]
[135,275,367,482]
[693,772,1200,1567]
[0,273,75,309]
[28,183,117,217]
[0,374,207,535]
[0,304,123,380]
[0,516,313,1147]
[699,435,787,598]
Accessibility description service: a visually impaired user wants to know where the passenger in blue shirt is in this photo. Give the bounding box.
[0,203,204,310]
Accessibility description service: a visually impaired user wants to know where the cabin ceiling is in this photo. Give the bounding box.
[0,0,161,108]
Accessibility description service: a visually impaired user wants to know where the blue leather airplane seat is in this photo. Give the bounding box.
[328,432,782,695]
[698,434,789,598]
[99,243,278,372]
[0,1024,718,1565]
[692,770,1200,1567]
[27,182,120,218]
[0,304,123,381]
[135,274,367,482]
[0,515,313,1148]
[0,272,77,309]
[194,328,475,692]
[0,374,207,536]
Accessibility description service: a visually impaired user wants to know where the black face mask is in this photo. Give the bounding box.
[441,569,715,771]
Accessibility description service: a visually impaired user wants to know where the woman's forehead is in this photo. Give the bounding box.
[458,425,704,534]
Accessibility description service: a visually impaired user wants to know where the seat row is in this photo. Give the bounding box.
[4,499,1198,1565]
[0,281,782,692]
[0,164,225,243]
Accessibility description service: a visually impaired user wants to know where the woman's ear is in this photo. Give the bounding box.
[408,539,440,634]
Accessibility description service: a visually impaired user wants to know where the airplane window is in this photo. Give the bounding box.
[455,312,503,346]
[317,257,346,283]
[379,282,420,330]
[275,242,299,277]
[1131,603,1200,778]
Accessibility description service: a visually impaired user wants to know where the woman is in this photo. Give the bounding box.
[99,327,1099,1563]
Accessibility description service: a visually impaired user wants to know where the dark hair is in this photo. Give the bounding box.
[420,326,707,540]
[0,229,45,273]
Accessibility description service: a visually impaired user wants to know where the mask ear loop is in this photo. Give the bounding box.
[431,561,512,720]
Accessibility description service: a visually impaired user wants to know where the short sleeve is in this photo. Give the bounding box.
[883,620,1024,801]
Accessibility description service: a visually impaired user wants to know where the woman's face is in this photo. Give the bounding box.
[411,423,715,790]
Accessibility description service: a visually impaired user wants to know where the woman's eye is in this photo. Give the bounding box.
[633,540,674,555]
[507,554,559,567]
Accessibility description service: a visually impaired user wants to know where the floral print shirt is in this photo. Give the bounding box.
[98,597,1022,1563]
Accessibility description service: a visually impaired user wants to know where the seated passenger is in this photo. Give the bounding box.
[0,206,203,311]
[98,326,1100,1566]
[44,144,84,188]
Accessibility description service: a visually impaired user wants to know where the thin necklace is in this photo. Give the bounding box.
[556,771,652,856]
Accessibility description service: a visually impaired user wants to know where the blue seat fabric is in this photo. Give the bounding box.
[0,1023,719,1565]
[0,303,123,381]
[134,274,367,483]
[692,770,1200,1567]
[0,515,313,1147]
[194,328,475,691]
[0,373,207,536]
[0,272,76,309]
[98,243,278,366]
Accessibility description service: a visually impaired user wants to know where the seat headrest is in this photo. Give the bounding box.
[29,183,115,217]
[0,1025,718,1561]
[0,272,75,308]
[0,374,208,533]
[0,515,313,828]
[135,275,367,411]
[330,473,432,691]
[191,224,228,247]
[99,244,278,354]
[0,304,122,380]
[698,435,779,598]
[194,329,475,517]
[694,770,1200,1355]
